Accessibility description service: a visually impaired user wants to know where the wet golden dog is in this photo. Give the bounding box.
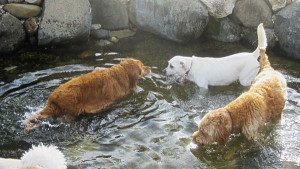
[24,59,150,131]
[192,28,287,146]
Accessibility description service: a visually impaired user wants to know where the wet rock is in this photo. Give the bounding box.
[267,0,286,12]
[91,24,101,31]
[89,0,128,30]
[25,0,43,6]
[38,0,92,46]
[205,17,242,42]
[95,40,113,47]
[232,0,273,28]
[129,0,209,43]
[91,29,109,39]
[110,37,119,43]
[274,0,300,59]
[24,17,39,36]
[3,4,41,19]
[109,29,135,39]
[0,13,25,53]
[200,0,236,18]
[7,0,23,3]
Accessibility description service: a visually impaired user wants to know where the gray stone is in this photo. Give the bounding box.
[38,0,92,46]
[0,13,25,53]
[129,0,209,43]
[267,0,286,12]
[200,0,236,18]
[89,0,128,30]
[206,17,242,42]
[91,24,101,31]
[274,0,300,59]
[91,29,109,39]
[232,0,273,28]
[3,4,41,19]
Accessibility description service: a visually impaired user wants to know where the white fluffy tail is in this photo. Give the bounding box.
[21,144,67,169]
[253,23,267,58]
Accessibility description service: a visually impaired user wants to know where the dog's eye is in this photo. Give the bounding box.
[170,65,173,69]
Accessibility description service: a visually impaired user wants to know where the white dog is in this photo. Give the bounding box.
[0,144,67,169]
[163,23,267,89]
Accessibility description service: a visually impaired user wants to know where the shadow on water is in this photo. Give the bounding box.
[0,32,300,168]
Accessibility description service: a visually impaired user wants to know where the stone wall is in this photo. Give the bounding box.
[0,0,299,59]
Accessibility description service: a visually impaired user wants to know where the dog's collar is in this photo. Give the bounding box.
[183,58,193,84]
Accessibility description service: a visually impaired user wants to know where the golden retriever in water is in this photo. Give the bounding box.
[24,59,150,131]
[192,25,287,146]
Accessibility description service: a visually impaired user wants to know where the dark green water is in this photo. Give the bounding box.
[0,32,300,169]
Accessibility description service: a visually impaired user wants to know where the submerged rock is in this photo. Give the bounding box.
[109,29,135,39]
[38,0,92,46]
[274,0,300,59]
[0,13,25,53]
[91,29,109,39]
[3,3,41,19]
[129,0,209,43]
[0,0,7,4]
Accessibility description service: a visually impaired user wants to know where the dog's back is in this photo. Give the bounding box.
[225,48,287,139]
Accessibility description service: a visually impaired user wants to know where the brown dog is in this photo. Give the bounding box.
[192,47,287,146]
[24,59,150,131]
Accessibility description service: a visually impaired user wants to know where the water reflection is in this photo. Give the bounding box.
[0,33,300,168]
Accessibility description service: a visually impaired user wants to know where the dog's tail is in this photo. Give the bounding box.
[21,144,67,169]
[24,105,54,132]
[259,48,271,70]
[253,23,267,58]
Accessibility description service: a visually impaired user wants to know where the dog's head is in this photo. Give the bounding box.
[163,56,189,77]
[192,108,232,146]
[120,59,150,88]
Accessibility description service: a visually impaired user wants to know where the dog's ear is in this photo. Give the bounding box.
[216,126,231,146]
[214,109,232,146]
[180,61,186,71]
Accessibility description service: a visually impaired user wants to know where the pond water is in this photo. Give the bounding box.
[0,32,300,169]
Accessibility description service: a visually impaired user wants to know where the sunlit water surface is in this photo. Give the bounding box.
[0,33,300,169]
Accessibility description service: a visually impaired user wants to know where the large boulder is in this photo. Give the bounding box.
[232,0,273,28]
[205,17,242,42]
[89,0,128,30]
[129,0,209,43]
[38,0,92,46]
[200,0,236,18]
[3,4,41,19]
[274,1,300,59]
[0,13,25,53]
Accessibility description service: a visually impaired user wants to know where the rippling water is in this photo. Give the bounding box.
[0,33,300,169]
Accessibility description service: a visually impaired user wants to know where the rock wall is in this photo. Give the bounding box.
[0,0,299,59]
